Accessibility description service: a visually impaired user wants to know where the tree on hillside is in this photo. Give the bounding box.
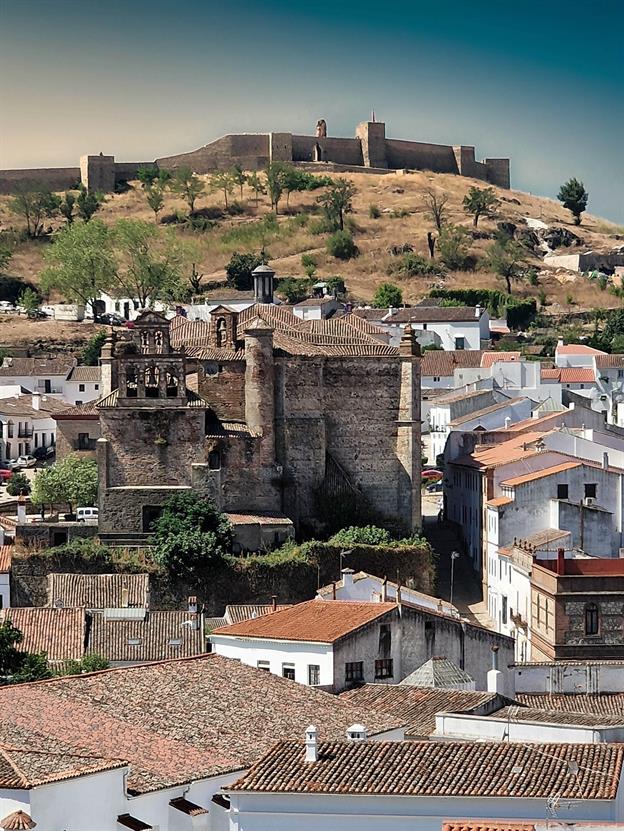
[558,178,589,225]
[372,282,403,309]
[31,454,98,517]
[209,170,236,209]
[265,161,290,214]
[138,167,171,223]
[41,220,117,319]
[81,330,108,366]
[231,165,247,200]
[485,237,527,294]
[317,179,356,231]
[112,219,186,307]
[17,287,40,315]
[225,251,266,291]
[423,188,449,233]
[151,492,233,576]
[170,167,205,214]
[462,186,498,227]
[59,192,76,225]
[437,224,471,270]
[8,185,60,238]
[0,618,52,685]
[246,172,266,206]
[76,184,103,222]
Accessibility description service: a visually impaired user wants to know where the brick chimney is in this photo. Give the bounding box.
[556,547,566,576]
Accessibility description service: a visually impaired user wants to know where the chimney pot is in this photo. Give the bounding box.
[346,724,367,742]
[305,725,318,763]
[121,586,129,608]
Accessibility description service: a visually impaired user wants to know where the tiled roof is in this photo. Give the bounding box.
[47,573,150,610]
[316,571,456,616]
[399,657,474,688]
[421,350,483,377]
[169,797,208,816]
[0,395,69,418]
[0,607,85,662]
[501,460,582,487]
[0,810,37,830]
[596,353,624,368]
[351,308,391,322]
[542,367,596,383]
[228,740,623,799]
[0,654,402,794]
[0,357,75,377]
[88,611,203,663]
[224,604,292,624]
[480,351,520,367]
[516,693,624,718]
[541,368,560,380]
[556,344,606,355]
[388,306,482,323]
[432,387,493,406]
[226,512,294,527]
[0,546,12,573]
[54,400,99,419]
[212,600,397,643]
[494,704,624,728]
[486,496,513,507]
[448,399,527,428]
[65,365,101,382]
[454,432,555,469]
[443,824,535,831]
[0,744,125,789]
[294,296,336,307]
[340,685,497,737]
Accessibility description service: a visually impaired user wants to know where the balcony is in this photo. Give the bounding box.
[74,438,97,452]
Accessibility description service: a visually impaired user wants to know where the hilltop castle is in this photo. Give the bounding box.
[0,119,510,194]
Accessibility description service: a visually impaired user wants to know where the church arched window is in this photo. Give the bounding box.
[216,318,227,348]
[144,365,160,398]
[140,331,150,352]
[165,370,179,398]
[155,331,164,352]
[126,367,138,398]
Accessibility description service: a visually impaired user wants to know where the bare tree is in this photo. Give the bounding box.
[423,188,449,233]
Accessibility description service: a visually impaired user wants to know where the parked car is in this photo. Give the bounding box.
[27,308,49,320]
[76,506,99,523]
[13,455,37,469]
[33,445,55,460]
[0,468,13,481]
[99,313,126,326]
[0,301,16,313]
[425,481,443,493]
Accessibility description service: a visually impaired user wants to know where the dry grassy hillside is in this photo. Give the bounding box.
[0,168,622,316]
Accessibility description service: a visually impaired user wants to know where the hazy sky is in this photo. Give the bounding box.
[1,0,622,221]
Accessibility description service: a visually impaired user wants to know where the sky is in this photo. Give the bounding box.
[1,0,622,222]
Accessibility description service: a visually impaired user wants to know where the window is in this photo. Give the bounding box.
[308,664,320,686]
[144,365,160,398]
[584,483,597,499]
[126,367,138,398]
[433,376,441,382]
[585,603,599,636]
[165,371,179,398]
[216,318,227,347]
[95,384,99,391]
[455,337,465,350]
[375,659,394,679]
[282,663,295,681]
[501,595,508,625]
[78,384,85,392]
[557,483,568,500]
[208,450,221,470]
[78,433,92,451]
[345,661,364,684]
[75,400,82,406]
[257,660,270,672]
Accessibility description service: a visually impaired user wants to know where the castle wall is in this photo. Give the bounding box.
[291,135,363,166]
[156,134,270,173]
[199,362,246,421]
[485,158,511,189]
[386,139,459,173]
[0,167,80,194]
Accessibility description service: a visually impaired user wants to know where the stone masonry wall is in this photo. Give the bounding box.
[198,362,246,421]
[291,135,363,165]
[55,417,100,461]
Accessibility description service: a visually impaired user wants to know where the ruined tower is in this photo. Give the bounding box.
[396,325,422,532]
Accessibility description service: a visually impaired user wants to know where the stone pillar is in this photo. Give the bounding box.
[99,335,115,398]
[355,122,387,169]
[244,318,275,465]
[396,325,421,532]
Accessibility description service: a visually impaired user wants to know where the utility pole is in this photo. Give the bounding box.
[450,550,460,607]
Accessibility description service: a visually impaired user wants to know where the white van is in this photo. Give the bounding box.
[76,507,99,523]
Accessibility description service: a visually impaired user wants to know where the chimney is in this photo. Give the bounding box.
[331,581,337,600]
[475,304,481,319]
[305,725,318,763]
[556,547,565,576]
[341,568,355,591]
[381,576,388,603]
[121,586,129,608]
[188,596,198,613]
[487,645,507,695]
[271,595,277,612]
[603,452,609,470]
[16,493,26,524]
[252,264,275,305]
[346,724,368,742]
[31,392,40,411]
[396,580,402,606]
[504,416,511,429]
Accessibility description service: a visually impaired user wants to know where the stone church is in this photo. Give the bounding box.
[64,276,421,546]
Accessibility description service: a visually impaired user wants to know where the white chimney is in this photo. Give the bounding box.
[341,568,355,592]
[305,725,318,763]
[603,452,609,470]
[31,392,40,411]
[121,586,129,608]
[188,595,198,613]
[17,494,26,524]
[346,724,367,742]
[475,304,481,319]
[504,417,511,429]
[486,646,508,696]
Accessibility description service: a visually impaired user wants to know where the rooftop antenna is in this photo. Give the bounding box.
[371,110,376,123]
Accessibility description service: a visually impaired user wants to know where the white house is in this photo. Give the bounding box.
[224,735,624,829]
[63,365,101,406]
[292,296,340,320]
[0,357,102,406]
[0,393,66,461]
[385,304,490,350]
[555,341,606,368]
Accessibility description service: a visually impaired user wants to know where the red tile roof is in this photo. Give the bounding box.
[228,740,623,799]
[421,350,483,378]
[556,344,605,355]
[47,573,149,610]
[480,351,520,367]
[212,600,397,643]
[0,655,402,794]
[388,306,482,323]
[516,693,624,718]
[0,810,37,830]
[0,546,12,573]
[0,744,125,789]
[560,367,596,383]
[501,460,582,487]
[443,824,535,831]
[0,607,85,662]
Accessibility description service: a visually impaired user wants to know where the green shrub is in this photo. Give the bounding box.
[301,253,317,278]
[369,204,381,219]
[438,224,471,270]
[329,526,392,545]
[326,230,359,260]
[388,253,443,278]
[225,251,265,290]
[372,282,402,308]
[6,473,30,497]
[310,216,336,235]
[276,277,313,303]
[389,208,410,218]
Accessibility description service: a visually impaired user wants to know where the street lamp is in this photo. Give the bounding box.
[450,550,460,607]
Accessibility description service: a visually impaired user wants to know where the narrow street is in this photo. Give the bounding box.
[421,494,494,629]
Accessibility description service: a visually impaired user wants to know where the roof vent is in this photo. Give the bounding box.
[346,723,367,742]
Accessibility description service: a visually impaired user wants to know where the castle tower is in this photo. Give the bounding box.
[244,317,275,465]
[355,121,387,169]
[396,325,422,532]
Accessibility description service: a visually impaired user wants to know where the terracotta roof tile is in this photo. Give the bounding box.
[517,693,624,718]
[556,344,605,355]
[421,350,483,378]
[388,306,483,323]
[0,744,125,789]
[0,810,37,830]
[453,432,553,469]
[88,611,203,663]
[596,353,624,368]
[480,351,520,367]
[0,546,12,573]
[340,685,498,737]
[65,365,101,382]
[212,600,397,643]
[0,654,402,794]
[501,460,582,487]
[54,400,99,418]
[486,496,513,507]
[0,358,75,378]
[443,824,535,831]
[224,604,292,624]
[494,704,624,728]
[0,607,85,662]
[228,740,623,799]
[47,573,150,610]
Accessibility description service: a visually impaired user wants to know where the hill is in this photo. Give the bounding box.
[0,168,622,350]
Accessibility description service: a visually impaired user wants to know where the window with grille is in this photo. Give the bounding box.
[585,603,599,636]
[345,661,363,683]
[307,664,320,685]
[374,659,393,679]
[282,663,295,681]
